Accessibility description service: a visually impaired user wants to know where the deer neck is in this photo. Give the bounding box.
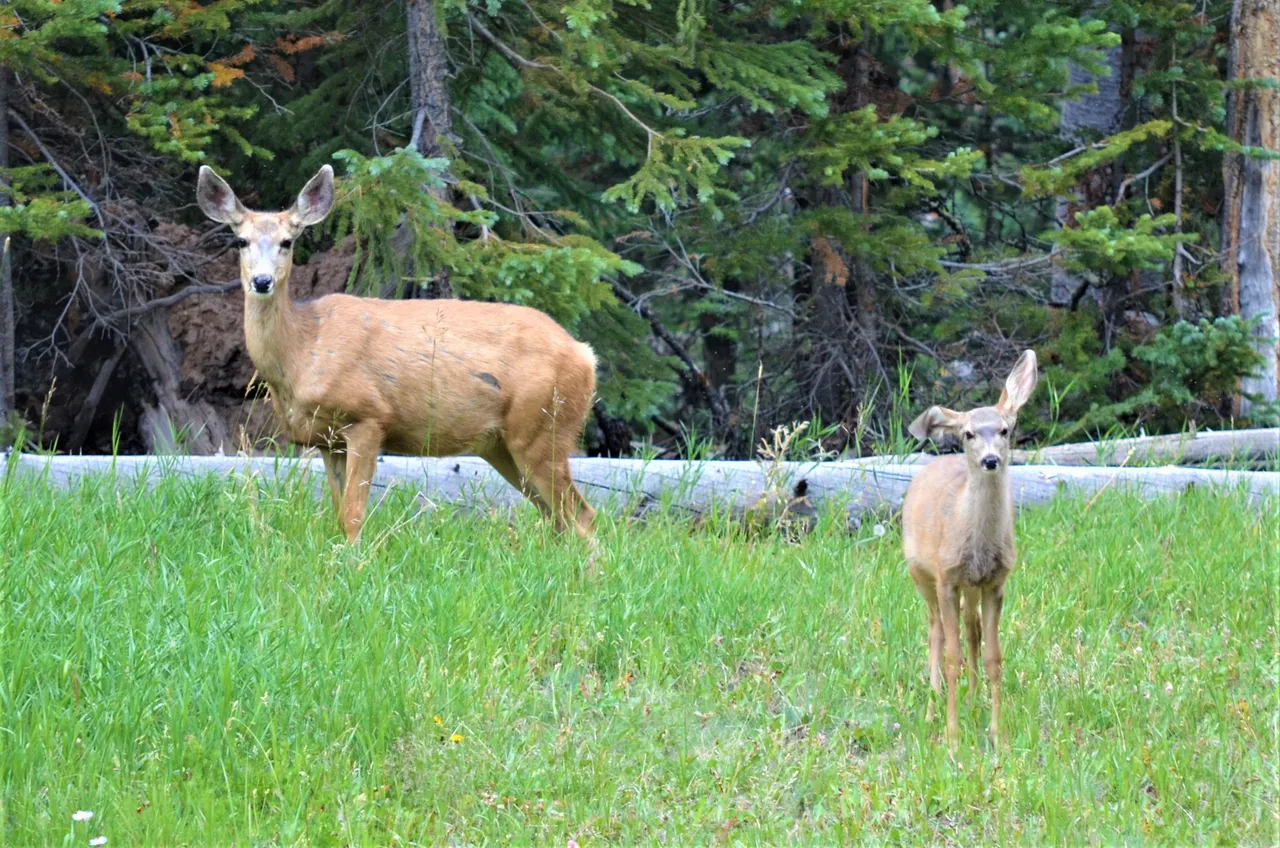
[960,467,1013,544]
[242,275,312,388]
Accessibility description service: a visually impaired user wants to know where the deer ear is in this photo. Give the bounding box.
[908,406,964,443]
[997,349,1039,415]
[197,166,245,225]
[292,164,335,227]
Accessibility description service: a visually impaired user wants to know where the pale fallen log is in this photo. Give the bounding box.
[8,453,1277,529]
[1009,428,1278,468]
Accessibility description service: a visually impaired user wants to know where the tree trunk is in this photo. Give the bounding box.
[0,67,14,419]
[406,0,455,185]
[400,0,456,298]
[805,29,874,426]
[1222,0,1280,413]
[807,234,853,418]
[1050,35,1125,307]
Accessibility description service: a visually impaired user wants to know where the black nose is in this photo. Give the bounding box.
[251,275,273,293]
[982,456,1000,471]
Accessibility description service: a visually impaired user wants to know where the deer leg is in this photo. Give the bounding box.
[481,442,551,517]
[963,588,982,699]
[938,583,962,749]
[512,433,595,542]
[911,571,943,723]
[981,583,1006,747]
[321,447,347,516]
[339,421,383,543]
[927,606,943,723]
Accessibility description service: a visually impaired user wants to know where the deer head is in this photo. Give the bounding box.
[197,165,335,297]
[908,350,1039,474]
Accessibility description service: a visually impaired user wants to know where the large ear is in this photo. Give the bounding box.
[197,166,246,225]
[997,349,1039,415]
[291,165,335,227]
[907,406,965,443]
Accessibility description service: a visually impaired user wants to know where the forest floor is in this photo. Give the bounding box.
[1,473,1275,845]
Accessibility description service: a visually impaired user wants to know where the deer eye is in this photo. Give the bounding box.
[280,239,293,249]
[999,427,1009,437]
[963,431,975,441]
[230,237,248,250]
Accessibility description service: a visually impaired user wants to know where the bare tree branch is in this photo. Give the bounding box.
[610,277,732,427]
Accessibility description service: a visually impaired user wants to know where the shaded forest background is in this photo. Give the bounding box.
[0,0,1276,459]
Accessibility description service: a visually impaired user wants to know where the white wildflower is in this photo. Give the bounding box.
[90,838,108,847]
[873,523,887,538]
[72,811,94,823]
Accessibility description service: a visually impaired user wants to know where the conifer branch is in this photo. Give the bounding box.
[466,13,661,144]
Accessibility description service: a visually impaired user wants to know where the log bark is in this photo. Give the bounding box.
[1222,0,1280,412]
[10,453,1276,530]
[1009,428,1278,467]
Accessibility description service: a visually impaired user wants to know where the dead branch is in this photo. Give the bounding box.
[610,277,733,428]
[99,281,239,324]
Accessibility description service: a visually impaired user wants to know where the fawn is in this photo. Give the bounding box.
[197,164,598,544]
[902,350,1038,747]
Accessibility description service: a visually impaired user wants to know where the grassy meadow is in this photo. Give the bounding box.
[0,468,1276,845]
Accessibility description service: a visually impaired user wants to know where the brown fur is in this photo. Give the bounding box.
[902,350,1038,748]
[198,165,597,544]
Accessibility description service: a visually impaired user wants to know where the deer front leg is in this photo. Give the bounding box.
[926,604,942,723]
[339,421,383,543]
[910,570,943,724]
[963,588,982,699]
[938,583,962,749]
[321,447,347,516]
[981,583,1006,747]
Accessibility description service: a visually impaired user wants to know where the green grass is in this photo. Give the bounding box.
[1,470,1276,845]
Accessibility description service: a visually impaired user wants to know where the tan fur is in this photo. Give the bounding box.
[902,350,1038,748]
[198,165,597,544]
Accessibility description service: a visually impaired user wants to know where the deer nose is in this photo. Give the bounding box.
[250,274,273,294]
[982,456,1000,471]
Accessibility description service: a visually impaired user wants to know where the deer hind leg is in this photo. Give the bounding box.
[339,421,384,543]
[938,583,963,749]
[981,583,1006,747]
[911,571,943,723]
[321,447,347,516]
[505,380,596,543]
[963,588,982,698]
[514,438,595,541]
[481,441,551,518]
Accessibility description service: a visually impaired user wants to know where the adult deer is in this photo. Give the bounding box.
[197,164,597,544]
[902,350,1038,748]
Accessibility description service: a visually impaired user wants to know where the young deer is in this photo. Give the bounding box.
[902,350,1038,748]
[197,164,597,544]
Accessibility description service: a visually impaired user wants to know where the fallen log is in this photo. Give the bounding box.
[8,453,1277,530]
[1009,428,1278,468]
